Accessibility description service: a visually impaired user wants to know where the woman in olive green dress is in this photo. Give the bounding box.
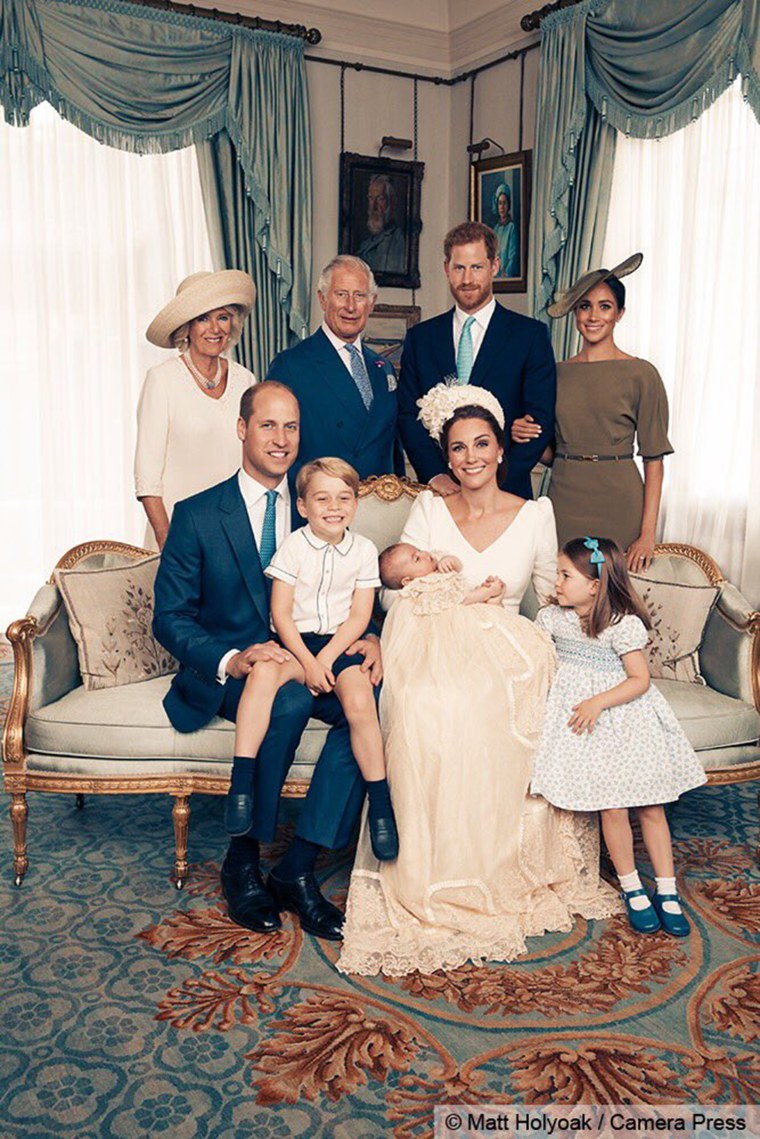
[512,254,672,572]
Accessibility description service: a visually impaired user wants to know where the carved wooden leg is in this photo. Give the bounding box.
[75,794,85,810]
[172,795,190,889]
[756,788,760,867]
[10,793,28,887]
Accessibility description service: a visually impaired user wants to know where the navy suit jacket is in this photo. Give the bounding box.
[153,475,273,733]
[398,304,556,499]
[267,328,403,482]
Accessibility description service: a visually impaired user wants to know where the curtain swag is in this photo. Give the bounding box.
[530,0,760,331]
[0,0,312,347]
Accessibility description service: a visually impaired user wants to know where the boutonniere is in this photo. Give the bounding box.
[442,374,458,386]
[374,358,397,391]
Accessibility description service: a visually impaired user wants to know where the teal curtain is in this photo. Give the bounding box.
[0,0,311,365]
[530,0,760,339]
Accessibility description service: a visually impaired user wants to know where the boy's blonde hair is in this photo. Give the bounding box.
[296,457,360,499]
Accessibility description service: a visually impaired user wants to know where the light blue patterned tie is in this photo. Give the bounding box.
[259,489,278,570]
[345,343,374,410]
[456,315,476,384]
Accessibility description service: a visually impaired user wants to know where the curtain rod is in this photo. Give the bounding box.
[131,0,322,42]
[305,42,539,88]
[521,0,586,32]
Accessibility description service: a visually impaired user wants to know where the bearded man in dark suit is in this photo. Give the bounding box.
[398,221,556,500]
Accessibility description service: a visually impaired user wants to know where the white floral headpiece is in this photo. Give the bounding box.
[417,382,506,443]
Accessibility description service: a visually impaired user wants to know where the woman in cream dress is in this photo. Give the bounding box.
[135,270,257,550]
[338,385,618,977]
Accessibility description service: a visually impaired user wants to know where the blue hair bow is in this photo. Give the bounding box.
[583,536,605,576]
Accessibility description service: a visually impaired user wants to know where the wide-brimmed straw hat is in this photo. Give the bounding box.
[547,253,643,318]
[146,270,256,348]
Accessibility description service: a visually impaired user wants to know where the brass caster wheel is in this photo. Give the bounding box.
[14,875,23,888]
[175,878,185,891]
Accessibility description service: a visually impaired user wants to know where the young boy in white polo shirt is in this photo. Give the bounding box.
[230,457,398,861]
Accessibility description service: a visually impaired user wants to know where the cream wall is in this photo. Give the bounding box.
[203,0,540,324]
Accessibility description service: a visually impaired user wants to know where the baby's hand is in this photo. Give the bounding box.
[437,554,462,573]
[305,655,335,695]
[568,696,605,734]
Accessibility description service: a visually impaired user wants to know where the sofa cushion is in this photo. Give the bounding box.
[25,676,325,766]
[54,557,177,691]
[652,678,759,752]
[631,575,719,683]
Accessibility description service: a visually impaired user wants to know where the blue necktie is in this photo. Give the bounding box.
[456,315,476,384]
[345,343,374,410]
[259,489,278,570]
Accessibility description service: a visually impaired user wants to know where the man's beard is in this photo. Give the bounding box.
[367,207,390,235]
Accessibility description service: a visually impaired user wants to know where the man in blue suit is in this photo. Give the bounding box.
[153,381,380,941]
[398,221,556,500]
[267,255,402,482]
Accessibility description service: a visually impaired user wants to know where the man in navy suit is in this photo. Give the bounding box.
[398,221,556,500]
[266,255,402,482]
[153,382,380,941]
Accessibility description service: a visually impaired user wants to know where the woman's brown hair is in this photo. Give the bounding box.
[561,537,652,638]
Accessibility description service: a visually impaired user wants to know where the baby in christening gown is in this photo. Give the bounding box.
[337,539,619,978]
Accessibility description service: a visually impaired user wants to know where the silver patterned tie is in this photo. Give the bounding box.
[345,343,374,410]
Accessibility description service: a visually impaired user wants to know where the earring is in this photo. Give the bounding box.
[448,462,453,469]
[498,455,504,464]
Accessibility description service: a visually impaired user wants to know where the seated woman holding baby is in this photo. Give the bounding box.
[338,383,618,977]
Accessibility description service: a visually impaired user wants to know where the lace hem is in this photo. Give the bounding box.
[338,809,621,977]
[398,571,468,614]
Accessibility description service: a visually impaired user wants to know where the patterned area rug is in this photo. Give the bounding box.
[1,655,758,1137]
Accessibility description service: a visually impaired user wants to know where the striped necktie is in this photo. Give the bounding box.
[259,489,278,570]
[345,343,374,409]
[456,315,476,384]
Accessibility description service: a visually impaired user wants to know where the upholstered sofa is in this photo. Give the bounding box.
[3,475,759,888]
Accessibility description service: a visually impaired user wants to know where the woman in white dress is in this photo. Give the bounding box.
[135,270,257,550]
[338,384,619,977]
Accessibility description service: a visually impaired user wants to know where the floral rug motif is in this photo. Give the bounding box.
[1,658,758,1136]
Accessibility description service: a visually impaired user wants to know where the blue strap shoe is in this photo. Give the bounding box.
[651,892,691,937]
[622,888,661,934]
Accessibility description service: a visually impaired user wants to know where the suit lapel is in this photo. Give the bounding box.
[471,303,507,386]
[308,329,369,419]
[430,310,457,380]
[218,477,269,629]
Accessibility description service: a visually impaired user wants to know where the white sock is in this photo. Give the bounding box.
[619,870,650,910]
[655,876,682,915]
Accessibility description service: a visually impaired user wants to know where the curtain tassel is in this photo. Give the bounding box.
[601,96,607,122]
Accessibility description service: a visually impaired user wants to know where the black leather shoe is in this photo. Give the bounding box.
[369,811,399,861]
[225,792,253,836]
[267,871,345,940]
[220,858,281,933]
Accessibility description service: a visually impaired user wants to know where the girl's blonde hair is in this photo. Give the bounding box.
[561,536,652,638]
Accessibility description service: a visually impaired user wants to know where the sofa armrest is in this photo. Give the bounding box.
[700,583,760,711]
[2,585,83,771]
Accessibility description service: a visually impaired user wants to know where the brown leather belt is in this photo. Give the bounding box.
[556,453,633,462]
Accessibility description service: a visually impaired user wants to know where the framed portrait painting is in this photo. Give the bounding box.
[363,303,421,373]
[339,153,424,289]
[469,150,531,293]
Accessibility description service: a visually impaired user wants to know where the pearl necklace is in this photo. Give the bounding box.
[182,351,223,391]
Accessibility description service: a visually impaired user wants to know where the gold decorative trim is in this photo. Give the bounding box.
[653,542,725,586]
[358,474,427,502]
[2,616,37,769]
[750,613,760,714]
[50,539,153,579]
[705,756,760,786]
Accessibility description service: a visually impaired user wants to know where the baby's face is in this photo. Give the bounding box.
[396,544,439,583]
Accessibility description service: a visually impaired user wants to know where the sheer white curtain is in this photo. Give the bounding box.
[0,104,213,632]
[602,78,760,605]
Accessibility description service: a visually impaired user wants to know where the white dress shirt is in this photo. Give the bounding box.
[266,525,380,634]
[216,468,291,682]
[321,321,364,375]
[452,297,496,367]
